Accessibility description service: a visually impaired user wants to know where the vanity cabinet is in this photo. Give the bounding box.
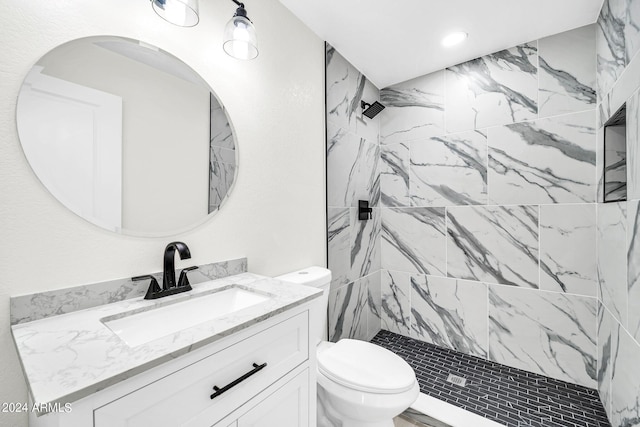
[29,304,317,427]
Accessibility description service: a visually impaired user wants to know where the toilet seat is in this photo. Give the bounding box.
[317,339,416,394]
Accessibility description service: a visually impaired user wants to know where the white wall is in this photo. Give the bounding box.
[0,0,326,425]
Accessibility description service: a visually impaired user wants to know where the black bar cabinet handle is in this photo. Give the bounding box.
[210,362,267,400]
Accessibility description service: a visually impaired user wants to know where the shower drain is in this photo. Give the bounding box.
[446,374,467,387]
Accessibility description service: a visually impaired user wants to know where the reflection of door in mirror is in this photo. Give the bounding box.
[17,66,123,231]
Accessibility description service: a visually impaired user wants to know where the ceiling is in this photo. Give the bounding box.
[278,0,604,88]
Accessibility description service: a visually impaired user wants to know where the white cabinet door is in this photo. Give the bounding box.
[237,370,309,427]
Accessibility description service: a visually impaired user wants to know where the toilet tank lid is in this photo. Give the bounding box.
[275,266,331,288]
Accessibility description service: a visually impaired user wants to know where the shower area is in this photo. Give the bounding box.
[324,0,640,423]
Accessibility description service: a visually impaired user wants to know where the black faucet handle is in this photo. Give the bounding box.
[132,275,162,300]
[178,266,198,289]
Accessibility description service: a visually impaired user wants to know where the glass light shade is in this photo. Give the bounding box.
[151,0,199,27]
[223,15,258,60]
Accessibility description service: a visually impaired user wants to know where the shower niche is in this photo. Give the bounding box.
[603,104,627,202]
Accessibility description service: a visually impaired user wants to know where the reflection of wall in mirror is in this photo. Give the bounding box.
[209,93,236,213]
[38,41,209,233]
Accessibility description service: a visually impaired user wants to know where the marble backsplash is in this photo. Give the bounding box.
[10,258,247,325]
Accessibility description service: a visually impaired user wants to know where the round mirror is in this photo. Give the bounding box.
[16,36,237,236]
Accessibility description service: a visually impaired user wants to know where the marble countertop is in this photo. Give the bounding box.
[11,273,322,410]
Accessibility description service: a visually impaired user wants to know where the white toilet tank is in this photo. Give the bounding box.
[276,267,331,344]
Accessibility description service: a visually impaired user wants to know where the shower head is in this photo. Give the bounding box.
[361,100,385,119]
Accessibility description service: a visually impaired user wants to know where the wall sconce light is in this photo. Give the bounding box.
[151,0,199,27]
[223,0,258,60]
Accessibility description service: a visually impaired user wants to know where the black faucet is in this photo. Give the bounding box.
[163,241,191,290]
[132,241,198,300]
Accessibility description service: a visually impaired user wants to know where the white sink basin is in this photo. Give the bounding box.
[103,286,271,346]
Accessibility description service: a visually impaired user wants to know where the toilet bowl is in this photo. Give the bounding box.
[276,267,419,427]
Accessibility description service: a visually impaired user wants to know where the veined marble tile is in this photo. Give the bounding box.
[596,0,627,99]
[538,25,596,118]
[209,160,235,212]
[364,271,382,340]
[381,207,446,275]
[488,110,597,205]
[624,0,640,65]
[356,77,381,144]
[598,302,619,420]
[597,126,606,203]
[381,270,411,335]
[628,88,640,200]
[380,71,445,145]
[210,98,234,150]
[611,327,640,427]
[326,44,364,132]
[446,205,539,288]
[350,207,380,280]
[328,207,351,289]
[381,142,410,207]
[488,286,597,387]
[539,204,597,296]
[328,280,368,342]
[597,201,628,326]
[628,200,640,342]
[410,130,487,207]
[410,275,488,358]
[445,43,538,133]
[327,122,379,208]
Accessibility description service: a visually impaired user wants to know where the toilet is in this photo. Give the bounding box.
[277,267,419,427]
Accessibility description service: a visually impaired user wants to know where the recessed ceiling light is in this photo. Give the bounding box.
[442,31,468,47]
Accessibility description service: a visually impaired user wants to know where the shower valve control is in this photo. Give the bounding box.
[358,200,373,221]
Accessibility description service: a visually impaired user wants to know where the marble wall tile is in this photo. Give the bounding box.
[596,0,627,99]
[628,199,640,341]
[326,44,364,132]
[488,110,597,205]
[410,130,488,207]
[365,271,382,340]
[611,327,640,427]
[209,160,235,212]
[597,126,606,203]
[380,142,410,207]
[628,88,640,200]
[328,207,351,289]
[597,201,628,325]
[410,275,488,358]
[381,207,446,275]
[381,270,411,335]
[380,71,445,145]
[538,25,597,118]
[539,204,597,296]
[446,205,539,288]
[488,285,597,387]
[597,302,618,420]
[327,122,379,208]
[210,99,234,150]
[445,43,538,133]
[356,77,381,144]
[624,0,640,65]
[328,280,368,342]
[350,207,380,280]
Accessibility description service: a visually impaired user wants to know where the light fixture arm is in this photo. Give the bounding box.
[230,0,248,18]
